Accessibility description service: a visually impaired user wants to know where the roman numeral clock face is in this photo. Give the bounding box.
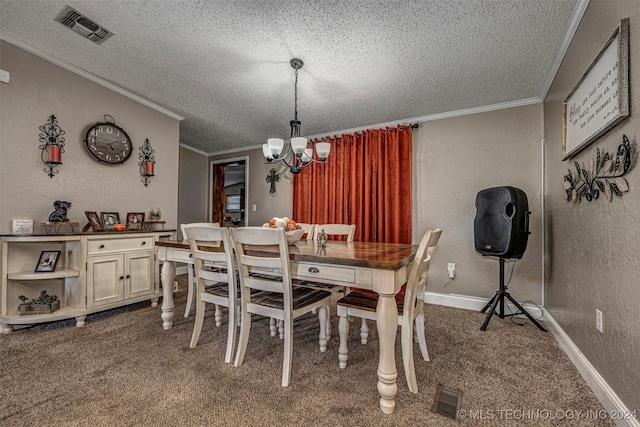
[84,123,133,165]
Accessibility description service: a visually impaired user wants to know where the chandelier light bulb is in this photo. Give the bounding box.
[262,143,274,162]
[301,148,313,165]
[291,137,307,156]
[316,142,331,160]
[267,138,284,158]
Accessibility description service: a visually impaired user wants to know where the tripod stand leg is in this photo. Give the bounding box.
[504,293,547,332]
[480,291,502,331]
[480,292,499,314]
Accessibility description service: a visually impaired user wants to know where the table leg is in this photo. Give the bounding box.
[161,261,176,330]
[376,293,398,414]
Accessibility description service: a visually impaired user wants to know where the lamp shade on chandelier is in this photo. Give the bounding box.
[262,58,331,174]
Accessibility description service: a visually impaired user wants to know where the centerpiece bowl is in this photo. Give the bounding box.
[285,229,305,245]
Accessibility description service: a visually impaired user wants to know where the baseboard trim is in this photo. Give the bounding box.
[544,312,639,427]
[424,292,637,426]
[422,291,545,321]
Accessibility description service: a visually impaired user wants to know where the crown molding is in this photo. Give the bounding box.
[1,36,185,121]
[201,97,543,156]
[179,143,208,156]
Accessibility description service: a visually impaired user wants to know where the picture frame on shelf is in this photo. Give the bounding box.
[101,212,120,231]
[126,212,145,230]
[85,211,104,232]
[35,250,61,273]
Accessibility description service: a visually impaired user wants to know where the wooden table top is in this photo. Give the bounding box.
[156,239,418,271]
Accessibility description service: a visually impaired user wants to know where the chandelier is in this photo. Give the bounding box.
[262,58,331,174]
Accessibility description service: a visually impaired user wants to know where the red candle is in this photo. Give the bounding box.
[145,162,155,176]
[49,146,61,164]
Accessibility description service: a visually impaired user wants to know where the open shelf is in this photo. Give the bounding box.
[4,305,82,325]
[7,268,81,281]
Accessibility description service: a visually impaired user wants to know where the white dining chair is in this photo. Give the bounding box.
[231,227,331,387]
[313,224,355,242]
[184,223,238,364]
[295,223,316,241]
[336,228,442,393]
[181,222,220,318]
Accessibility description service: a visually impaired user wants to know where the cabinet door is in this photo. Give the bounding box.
[87,254,124,307]
[125,251,155,299]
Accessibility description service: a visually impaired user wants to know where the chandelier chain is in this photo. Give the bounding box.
[294,68,299,121]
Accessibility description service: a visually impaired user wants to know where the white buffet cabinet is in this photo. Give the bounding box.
[0,231,174,333]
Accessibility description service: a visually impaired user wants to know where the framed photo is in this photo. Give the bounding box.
[126,212,145,230]
[35,250,61,273]
[85,211,104,232]
[562,18,629,160]
[101,212,120,231]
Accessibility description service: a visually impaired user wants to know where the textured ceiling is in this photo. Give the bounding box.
[0,0,580,154]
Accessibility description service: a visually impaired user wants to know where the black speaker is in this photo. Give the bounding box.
[474,186,530,259]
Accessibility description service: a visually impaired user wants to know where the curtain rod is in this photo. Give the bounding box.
[314,123,419,142]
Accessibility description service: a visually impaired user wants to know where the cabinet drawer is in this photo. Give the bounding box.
[170,248,194,263]
[88,237,154,254]
[292,262,355,284]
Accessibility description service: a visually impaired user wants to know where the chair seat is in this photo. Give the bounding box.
[337,289,406,314]
[203,281,241,299]
[252,287,332,310]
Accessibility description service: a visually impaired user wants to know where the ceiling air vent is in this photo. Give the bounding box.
[54,5,114,45]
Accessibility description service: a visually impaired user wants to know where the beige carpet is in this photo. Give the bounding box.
[0,275,613,426]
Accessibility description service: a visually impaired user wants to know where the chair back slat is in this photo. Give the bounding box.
[402,228,442,327]
[231,227,292,299]
[313,224,356,242]
[182,224,236,290]
[239,254,282,270]
[419,228,442,289]
[181,222,221,245]
[295,223,316,240]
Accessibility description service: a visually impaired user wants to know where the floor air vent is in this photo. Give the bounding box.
[431,384,463,419]
[54,5,114,45]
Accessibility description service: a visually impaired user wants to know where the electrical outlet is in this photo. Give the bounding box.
[447,263,455,279]
[595,309,603,333]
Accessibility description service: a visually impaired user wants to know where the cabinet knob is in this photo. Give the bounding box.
[119,275,124,280]
[189,253,193,258]
[141,241,146,245]
[99,244,105,249]
[308,267,320,273]
[126,274,131,279]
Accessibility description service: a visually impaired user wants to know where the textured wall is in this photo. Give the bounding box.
[0,41,180,234]
[211,104,543,304]
[544,1,640,412]
[177,147,209,238]
[413,104,543,303]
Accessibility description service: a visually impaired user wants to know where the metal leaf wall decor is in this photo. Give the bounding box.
[563,134,637,203]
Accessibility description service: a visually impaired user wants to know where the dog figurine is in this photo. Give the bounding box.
[48,200,72,222]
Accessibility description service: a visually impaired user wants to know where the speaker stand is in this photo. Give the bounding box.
[480,258,547,332]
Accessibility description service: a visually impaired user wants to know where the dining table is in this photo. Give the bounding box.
[155,238,417,414]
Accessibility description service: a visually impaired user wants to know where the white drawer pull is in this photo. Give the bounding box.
[308,267,320,274]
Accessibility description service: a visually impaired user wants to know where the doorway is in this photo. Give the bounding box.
[209,156,249,227]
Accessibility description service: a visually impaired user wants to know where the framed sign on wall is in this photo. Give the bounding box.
[562,18,629,160]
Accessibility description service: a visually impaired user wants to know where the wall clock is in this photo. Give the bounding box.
[84,116,132,165]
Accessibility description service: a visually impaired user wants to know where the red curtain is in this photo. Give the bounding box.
[293,125,412,243]
[211,165,225,226]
